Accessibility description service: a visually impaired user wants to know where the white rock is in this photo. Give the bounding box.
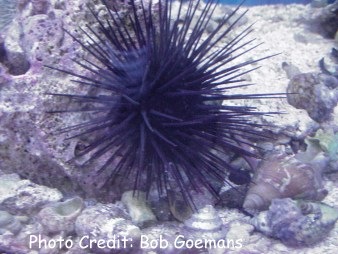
[0,173,63,214]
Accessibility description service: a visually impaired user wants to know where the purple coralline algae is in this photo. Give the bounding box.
[251,198,338,247]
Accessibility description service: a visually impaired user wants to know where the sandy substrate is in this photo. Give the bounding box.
[220,3,337,136]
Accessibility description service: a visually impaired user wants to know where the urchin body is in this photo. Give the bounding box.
[48,0,279,208]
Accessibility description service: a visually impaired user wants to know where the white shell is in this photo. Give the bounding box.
[37,197,84,234]
[121,190,157,226]
[183,205,227,240]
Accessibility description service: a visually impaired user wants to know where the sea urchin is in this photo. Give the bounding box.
[47,0,280,209]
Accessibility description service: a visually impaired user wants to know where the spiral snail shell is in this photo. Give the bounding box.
[243,153,327,212]
[183,205,227,240]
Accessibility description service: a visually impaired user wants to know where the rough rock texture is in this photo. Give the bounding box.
[0,0,337,253]
[75,203,141,253]
[0,173,62,215]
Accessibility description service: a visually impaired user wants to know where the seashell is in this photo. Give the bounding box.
[168,190,193,222]
[0,210,23,235]
[243,153,327,212]
[37,196,84,234]
[183,205,227,240]
[251,198,338,247]
[286,72,337,123]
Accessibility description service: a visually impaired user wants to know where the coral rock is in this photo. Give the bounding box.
[287,72,338,122]
[0,210,23,235]
[22,14,64,62]
[75,203,141,253]
[0,173,63,215]
[251,198,338,247]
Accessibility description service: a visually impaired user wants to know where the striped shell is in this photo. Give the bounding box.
[243,153,327,212]
[183,205,227,240]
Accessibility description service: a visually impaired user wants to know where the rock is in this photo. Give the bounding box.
[140,222,181,253]
[75,202,141,253]
[226,221,254,245]
[22,13,64,63]
[251,198,338,247]
[0,0,17,32]
[313,0,338,39]
[0,210,23,235]
[3,20,30,75]
[31,0,50,15]
[319,48,338,78]
[287,72,338,123]
[0,173,63,215]
[0,112,76,195]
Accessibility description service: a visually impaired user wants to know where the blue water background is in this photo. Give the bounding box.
[217,0,311,5]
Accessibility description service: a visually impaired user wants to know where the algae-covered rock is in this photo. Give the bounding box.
[287,73,338,122]
[251,198,338,247]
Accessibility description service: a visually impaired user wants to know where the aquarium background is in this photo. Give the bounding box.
[218,0,311,5]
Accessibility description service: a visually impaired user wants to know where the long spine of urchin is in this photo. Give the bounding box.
[46,0,282,209]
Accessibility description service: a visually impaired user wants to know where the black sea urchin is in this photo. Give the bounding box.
[48,0,280,208]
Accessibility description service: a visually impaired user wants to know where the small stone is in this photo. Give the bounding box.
[121,191,157,226]
[31,0,50,15]
[0,210,23,235]
[3,21,30,75]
